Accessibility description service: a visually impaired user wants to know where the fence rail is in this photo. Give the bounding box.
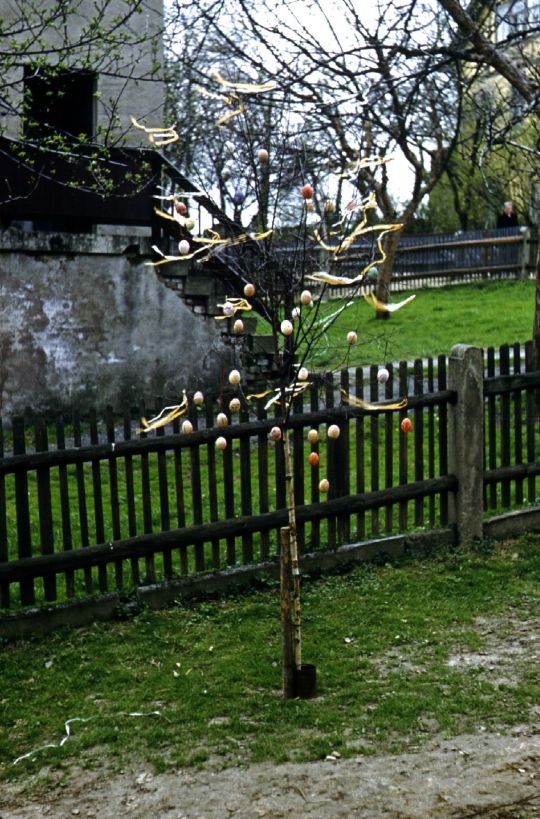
[0,341,539,616]
[330,227,537,295]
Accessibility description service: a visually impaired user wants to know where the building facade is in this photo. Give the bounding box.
[0,0,231,416]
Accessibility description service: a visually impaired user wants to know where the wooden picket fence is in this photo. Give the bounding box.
[0,341,539,615]
[329,227,537,297]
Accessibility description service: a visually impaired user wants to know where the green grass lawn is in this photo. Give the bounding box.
[1,280,538,612]
[294,279,536,370]
[1,534,538,785]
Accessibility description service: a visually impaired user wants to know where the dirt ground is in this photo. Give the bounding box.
[1,615,539,819]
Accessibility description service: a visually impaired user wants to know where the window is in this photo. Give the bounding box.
[23,68,96,142]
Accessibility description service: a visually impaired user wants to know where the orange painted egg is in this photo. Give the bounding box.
[401,417,412,433]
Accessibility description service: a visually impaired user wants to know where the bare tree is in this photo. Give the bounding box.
[433,0,540,365]
[143,70,412,694]
[166,0,480,315]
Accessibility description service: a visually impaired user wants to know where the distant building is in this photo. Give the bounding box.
[0,0,166,234]
[482,0,539,224]
[0,0,233,416]
[495,0,540,42]
[1,0,164,143]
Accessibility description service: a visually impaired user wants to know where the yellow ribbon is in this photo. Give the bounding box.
[212,71,277,94]
[138,394,189,433]
[131,117,179,147]
[340,389,408,411]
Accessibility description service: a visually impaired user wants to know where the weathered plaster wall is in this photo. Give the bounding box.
[0,230,230,416]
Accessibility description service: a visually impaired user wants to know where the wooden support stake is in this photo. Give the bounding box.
[280,526,295,698]
[283,430,302,670]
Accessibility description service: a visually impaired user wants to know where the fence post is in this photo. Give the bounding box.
[448,344,484,544]
[519,227,530,280]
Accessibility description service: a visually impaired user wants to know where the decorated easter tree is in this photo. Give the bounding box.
[137,75,413,697]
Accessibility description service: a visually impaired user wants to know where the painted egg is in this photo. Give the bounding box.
[269,426,282,441]
[193,391,204,405]
[300,290,312,305]
[347,331,358,345]
[216,412,229,427]
[298,367,309,381]
[233,319,244,334]
[308,452,320,467]
[244,283,256,298]
[401,417,412,433]
[281,320,293,336]
[181,419,193,435]
[301,183,314,199]
[307,429,319,444]
[215,436,227,450]
[319,478,330,493]
[327,424,340,439]
[178,239,191,255]
[377,367,390,384]
[229,397,241,413]
[228,369,241,385]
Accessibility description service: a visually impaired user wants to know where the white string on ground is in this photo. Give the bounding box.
[12,711,161,766]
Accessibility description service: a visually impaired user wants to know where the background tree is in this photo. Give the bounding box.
[432,0,540,365]
[166,0,481,315]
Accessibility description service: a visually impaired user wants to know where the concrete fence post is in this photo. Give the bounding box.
[448,344,484,544]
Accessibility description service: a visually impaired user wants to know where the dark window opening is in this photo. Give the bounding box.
[21,68,97,232]
[23,67,96,142]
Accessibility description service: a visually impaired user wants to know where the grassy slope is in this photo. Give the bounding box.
[295,280,535,370]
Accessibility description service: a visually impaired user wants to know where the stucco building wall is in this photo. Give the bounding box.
[0,230,229,416]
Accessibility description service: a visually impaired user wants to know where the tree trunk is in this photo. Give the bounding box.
[533,210,540,372]
[532,212,540,421]
[375,226,403,319]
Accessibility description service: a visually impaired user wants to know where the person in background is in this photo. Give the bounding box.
[497,200,519,228]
